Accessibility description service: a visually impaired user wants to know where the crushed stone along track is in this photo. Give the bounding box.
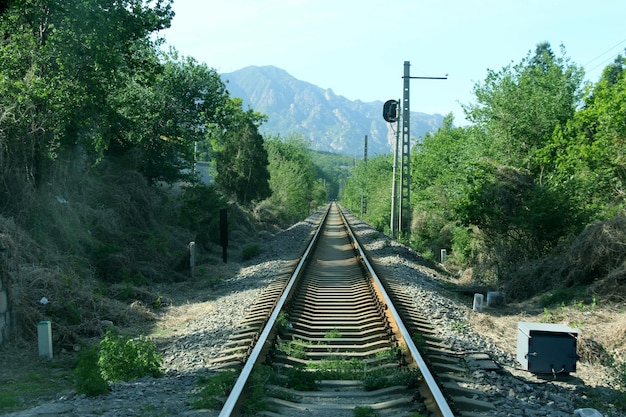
[213,204,497,416]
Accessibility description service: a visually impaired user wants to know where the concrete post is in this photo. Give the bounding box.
[189,241,196,278]
[37,321,53,358]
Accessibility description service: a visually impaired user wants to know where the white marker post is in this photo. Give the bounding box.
[37,321,53,358]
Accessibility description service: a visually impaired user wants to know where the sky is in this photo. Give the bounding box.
[160,0,626,125]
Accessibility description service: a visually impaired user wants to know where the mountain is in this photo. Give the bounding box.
[221,66,444,156]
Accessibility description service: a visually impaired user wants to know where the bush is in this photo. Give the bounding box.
[74,345,109,396]
[98,329,163,382]
[242,243,260,261]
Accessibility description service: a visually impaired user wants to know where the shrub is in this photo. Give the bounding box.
[242,243,260,261]
[98,329,163,382]
[74,345,109,396]
[178,185,225,231]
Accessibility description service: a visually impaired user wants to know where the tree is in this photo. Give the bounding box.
[263,134,325,223]
[442,43,587,278]
[0,0,173,202]
[410,115,488,261]
[456,161,582,275]
[537,55,626,216]
[342,154,392,233]
[309,150,353,201]
[212,102,270,205]
[108,51,229,183]
[464,42,584,173]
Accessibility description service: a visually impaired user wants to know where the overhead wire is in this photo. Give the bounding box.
[583,37,626,67]
[583,36,626,76]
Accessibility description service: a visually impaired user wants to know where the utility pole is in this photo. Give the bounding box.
[361,135,368,216]
[397,61,447,239]
[399,61,411,239]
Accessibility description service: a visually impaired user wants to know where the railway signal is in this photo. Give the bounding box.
[385,61,447,239]
[383,99,398,123]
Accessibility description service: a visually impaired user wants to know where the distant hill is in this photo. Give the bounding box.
[221,66,444,156]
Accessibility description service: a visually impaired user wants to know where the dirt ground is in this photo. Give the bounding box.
[465,295,626,391]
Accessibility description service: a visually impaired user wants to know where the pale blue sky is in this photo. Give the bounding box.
[161,0,626,125]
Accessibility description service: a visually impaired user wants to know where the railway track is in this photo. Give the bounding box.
[210,203,496,416]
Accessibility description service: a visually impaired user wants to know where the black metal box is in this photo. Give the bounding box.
[517,322,579,374]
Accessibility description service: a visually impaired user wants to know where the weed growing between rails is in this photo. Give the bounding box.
[192,352,422,413]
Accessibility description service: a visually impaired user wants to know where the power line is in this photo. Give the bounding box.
[587,48,626,75]
[583,36,626,67]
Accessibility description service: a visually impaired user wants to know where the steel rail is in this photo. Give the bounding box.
[218,204,331,417]
[337,205,456,417]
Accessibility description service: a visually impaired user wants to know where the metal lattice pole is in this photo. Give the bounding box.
[397,61,447,239]
[399,61,411,238]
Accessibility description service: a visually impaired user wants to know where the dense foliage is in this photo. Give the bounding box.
[309,150,354,200]
[258,134,329,225]
[0,0,174,195]
[0,0,272,212]
[342,154,394,232]
[210,103,271,205]
[343,44,626,298]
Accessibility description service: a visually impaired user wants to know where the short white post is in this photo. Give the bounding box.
[189,241,196,277]
[440,249,447,263]
[472,294,484,312]
[37,321,53,358]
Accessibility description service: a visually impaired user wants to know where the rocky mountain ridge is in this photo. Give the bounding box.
[222,65,444,156]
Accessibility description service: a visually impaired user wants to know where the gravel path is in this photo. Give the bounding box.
[2,208,617,417]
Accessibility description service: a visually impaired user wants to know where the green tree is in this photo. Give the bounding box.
[343,154,392,233]
[537,55,626,216]
[464,42,583,172]
[447,43,586,279]
[410,115,488,262]
[310,150,353,200]
[108,51,229,183]
[212,102,270,205]
[262,134,325,224]
[456,161,582,276]
[0,0,173,202]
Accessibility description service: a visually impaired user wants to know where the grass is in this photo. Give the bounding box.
[193,365,279,415]
[324,328,342,339]
[193,369,239,409]
[450,320,469,333]
[0,355,75,413]
[275,337,422,391]
[193,349,420,409]
[354,406,380,417]
[539,286,591,308]
[284,365,319,391]
[244,365,274,414]
[276,337,308,359]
